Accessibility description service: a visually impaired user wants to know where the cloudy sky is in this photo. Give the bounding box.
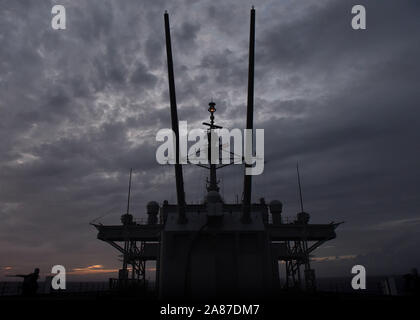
[0,0,419,281]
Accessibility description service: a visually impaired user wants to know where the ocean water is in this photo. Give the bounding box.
[0,275,406,297]
[0,281,109,296]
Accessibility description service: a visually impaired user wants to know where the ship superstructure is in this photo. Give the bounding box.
[92,7,339,299]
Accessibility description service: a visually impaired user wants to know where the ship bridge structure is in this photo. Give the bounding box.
[92,7,340,299]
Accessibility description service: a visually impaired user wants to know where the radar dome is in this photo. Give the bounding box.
[297,211,310,224]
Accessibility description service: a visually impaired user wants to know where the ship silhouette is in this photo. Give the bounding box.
[92,7,340,300]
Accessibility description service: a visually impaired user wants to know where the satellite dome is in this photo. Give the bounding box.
[269,200,283,214]
[297,211,310,224]
[147,201,159,215]
[121,213,133,225]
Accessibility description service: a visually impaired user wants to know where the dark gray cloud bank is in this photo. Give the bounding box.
[0,0,419,280]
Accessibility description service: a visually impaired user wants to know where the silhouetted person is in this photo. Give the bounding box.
[14,268,40,297]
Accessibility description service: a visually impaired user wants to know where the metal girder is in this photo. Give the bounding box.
[104,241,158,261]
[105,240,125,254]
[104,240,147,283]
[94,224,162,241]
[307,239,328,254]
[267,223,337,241]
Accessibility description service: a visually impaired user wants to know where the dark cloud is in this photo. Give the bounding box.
[130,62,158,86]
[174,21,200,52]
[0,0,419,280]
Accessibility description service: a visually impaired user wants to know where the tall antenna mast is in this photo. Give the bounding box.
[126,168,133,214]
[242,6,256,224]
[164,11,187,224]
[202,101,222,192]
[296,162,304,212]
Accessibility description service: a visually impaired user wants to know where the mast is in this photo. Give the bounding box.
[242,7,256,223]
[297,162,304,212]
[122,168,133,278]
[126,168,132,214]
[164,11,187,223]
[205,101,221,192]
